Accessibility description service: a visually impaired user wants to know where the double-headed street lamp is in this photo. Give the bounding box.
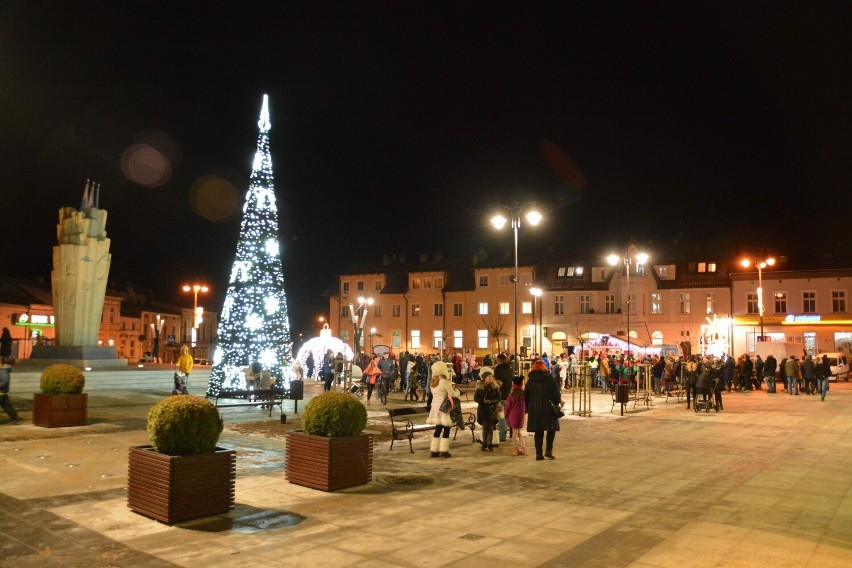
[607,251,649,358]
[530,287,543,356]
[740,254,776,343]
[492,203,542,372]
[181,284,209,346]
[349,296,374,366]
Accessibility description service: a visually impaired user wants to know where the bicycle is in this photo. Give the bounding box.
[377,375,389,405]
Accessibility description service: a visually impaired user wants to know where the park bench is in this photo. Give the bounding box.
[388,406,477,453]
[207,387,294,418]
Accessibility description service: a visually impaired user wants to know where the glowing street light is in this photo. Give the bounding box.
[740,255,776,342]
[607,251,649,358]
[491,203,542,371]
[182,283,209,346]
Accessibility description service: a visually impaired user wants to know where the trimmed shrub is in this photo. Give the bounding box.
[147,396,224,455]
[302,391,367,438]
[39,364,86,394]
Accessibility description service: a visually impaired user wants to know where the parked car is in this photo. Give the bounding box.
[193,358,210,366]
[819,352,849,381]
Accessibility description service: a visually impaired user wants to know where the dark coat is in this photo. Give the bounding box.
[764,355,777,377]
[494,362,513,400]
[524,370,561,432]
[474,381,501,425]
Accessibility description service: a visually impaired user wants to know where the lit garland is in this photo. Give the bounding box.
[207,94,294,395]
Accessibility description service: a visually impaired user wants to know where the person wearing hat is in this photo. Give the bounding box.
[474,366,500,452]
[427,360,461,457]
[525,360,562,460]
[504,376,527,455]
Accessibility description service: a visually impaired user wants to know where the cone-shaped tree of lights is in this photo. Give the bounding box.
[207,95,294,396]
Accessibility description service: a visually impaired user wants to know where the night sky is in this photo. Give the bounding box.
[1,1,850,337]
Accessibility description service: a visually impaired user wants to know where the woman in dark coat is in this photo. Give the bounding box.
[0,327,12,364]
[524,360,562,461]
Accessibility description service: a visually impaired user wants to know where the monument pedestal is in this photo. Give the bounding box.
[26,345,128,369]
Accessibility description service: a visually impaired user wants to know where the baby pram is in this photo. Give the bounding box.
[694,372,718,413]
[172,372,189,395]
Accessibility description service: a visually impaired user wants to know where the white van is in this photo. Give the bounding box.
[753,341,806,363]
[815,352,849,382]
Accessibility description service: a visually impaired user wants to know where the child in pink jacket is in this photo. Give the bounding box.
[504,376,527,456]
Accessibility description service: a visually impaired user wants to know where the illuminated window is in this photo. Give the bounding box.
[453,303,463,316]
[832,290,846,313]
[557,266,582,277]
[803,291,816,313]
[499,274,510,286]
[392,330,400,348]
[433,330,443,348]
[651,293,663,315]
[706,293,717,314]
[554,295,564,316]
[410,330,420,349]
[453,330,463,348]
[479,275,489,287]
[651,331,663,345]
[522,301,532,314]
[580,295,590,314]
[477,329,488,349]
[521,273,532,285]
[478,302,489,315]
[774,292,787,314]
[499,302,510,315]
[412,277,421,289]
[434,304,443,316]
[658,266,668,279]
[411,304,420,317]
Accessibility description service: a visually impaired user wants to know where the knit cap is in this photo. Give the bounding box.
[479,366,494,379]
[431,360,450,378]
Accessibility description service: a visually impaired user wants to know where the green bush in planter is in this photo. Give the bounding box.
[303,391,367,437]
[147,396,224,455]
[39,364,86,394]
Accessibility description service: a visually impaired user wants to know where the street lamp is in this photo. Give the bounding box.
[348,296,374,366]
[740,255,776,343]
[369,327,377,355]
[492,203,542,371]
[607,251,649,358]
[182,284,209,346]
[530,287,542,356]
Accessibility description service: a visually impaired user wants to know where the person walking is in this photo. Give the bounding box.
[505,376,527,456]
[474,367,500,452]
[321,350,335,391]
[362,355,381,405]
[493,353,513,445]
[174,345,194,394]
[0,363,21,424]
[816,354,831,401]
[800,355,816,395]
[763,353,778,393]
[524,360,562,461]
[427,361,461,458]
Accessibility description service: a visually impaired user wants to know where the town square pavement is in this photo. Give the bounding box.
[1,378,851,567]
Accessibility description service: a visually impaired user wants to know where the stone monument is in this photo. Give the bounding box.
[29,180,127,368]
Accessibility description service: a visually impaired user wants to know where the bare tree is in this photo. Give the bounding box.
[477,314,509,354]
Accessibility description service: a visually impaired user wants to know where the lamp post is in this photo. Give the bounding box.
[349,296,374,367]
[492,203,542,372]
[369,327,377,355]
[530,287,542,356]
[740,255,776,344]
[607,251,649,358]
[182,284,209,347]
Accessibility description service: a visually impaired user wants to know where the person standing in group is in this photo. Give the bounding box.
[321,350,335,391]
[525,360,562,461]
[378,351,397,394]
[684,356,699,409]
[474,367,500,452]
[0,362,21,424]
[505,376,527,456]
[816,354,831,401]
[742,354,754,391]
[754,355,765,390]
[598,355,610,392]
[722,355,735,392]
[711,357,725,411]
[362,354,381,405]
[305,352,315,380]
[0,328,12,364]
[800,355,816,395]
[493,353,513,445]
[763,353,778,393]
[427,361,461,458]
[785,356,800,395]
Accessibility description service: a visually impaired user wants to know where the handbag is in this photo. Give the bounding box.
[551,401,565,418]
[439,396,453,413]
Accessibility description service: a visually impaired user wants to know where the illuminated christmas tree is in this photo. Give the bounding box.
[207,94,294,395]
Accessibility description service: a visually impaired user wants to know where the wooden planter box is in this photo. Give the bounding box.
[32,393,88,428]
[285,431,373,492]
[127,445,236,525]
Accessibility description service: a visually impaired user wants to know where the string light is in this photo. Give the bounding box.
[207,94,294,395]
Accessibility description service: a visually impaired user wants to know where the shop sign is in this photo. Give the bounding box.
[784,314,821,323]
[13,313,56,326]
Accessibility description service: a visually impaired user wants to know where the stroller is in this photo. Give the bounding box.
[172,372,189,395]
[693,372,718,413]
